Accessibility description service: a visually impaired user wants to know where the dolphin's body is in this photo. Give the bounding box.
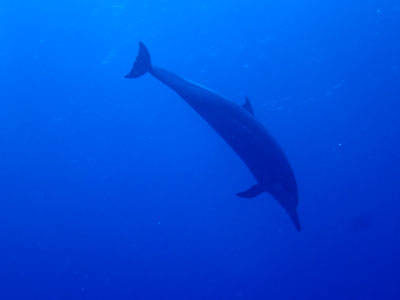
[126,42,301,231]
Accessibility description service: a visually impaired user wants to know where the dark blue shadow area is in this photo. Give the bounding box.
[1,1,399,299]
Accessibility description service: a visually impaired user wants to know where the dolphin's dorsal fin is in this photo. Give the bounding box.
[242,97,254,116]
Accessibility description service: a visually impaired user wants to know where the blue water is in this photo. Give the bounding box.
[1,1,400,299]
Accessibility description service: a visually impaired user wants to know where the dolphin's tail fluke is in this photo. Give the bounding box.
[125,42,152,78]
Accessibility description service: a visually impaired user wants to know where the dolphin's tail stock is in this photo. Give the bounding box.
[125,42,152,78]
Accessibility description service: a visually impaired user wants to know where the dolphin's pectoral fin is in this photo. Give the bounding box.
[242,97,255,116]
[236,183,264,198]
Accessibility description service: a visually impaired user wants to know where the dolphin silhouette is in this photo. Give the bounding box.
[126,42,301,231]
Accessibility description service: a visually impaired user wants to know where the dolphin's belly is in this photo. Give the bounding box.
[151,69,296,189]
[191,98,293,186]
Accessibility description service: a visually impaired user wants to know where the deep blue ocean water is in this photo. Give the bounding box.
[1,1,400,299]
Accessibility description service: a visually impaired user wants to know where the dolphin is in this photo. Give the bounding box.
[125,42,301,231]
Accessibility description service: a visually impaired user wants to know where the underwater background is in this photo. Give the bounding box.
[1,0,400,299]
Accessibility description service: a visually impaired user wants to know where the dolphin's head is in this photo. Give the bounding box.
[268,178,301,231]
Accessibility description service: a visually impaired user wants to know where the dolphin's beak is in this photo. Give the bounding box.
[287,208,302,231]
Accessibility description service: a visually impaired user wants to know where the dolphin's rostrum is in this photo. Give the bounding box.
[126,42,301,231]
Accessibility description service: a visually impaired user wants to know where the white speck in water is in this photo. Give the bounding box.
[101,51,115,64]
[259,35,275,44]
